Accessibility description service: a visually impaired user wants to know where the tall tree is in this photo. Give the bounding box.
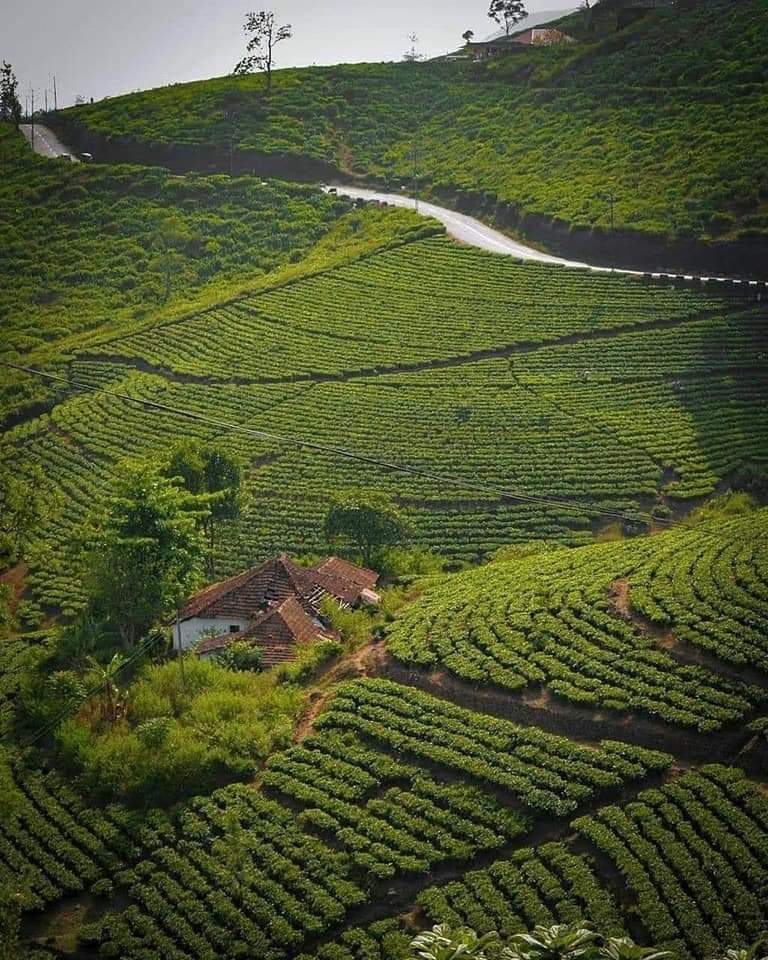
[0,62,22,129]
[164,440,247,578]
[149,212,197,304]
[234,11,293,91]
[488,0,528,37]
[324,489,410,568]
[462,29,475,43]
[86,460,205,647]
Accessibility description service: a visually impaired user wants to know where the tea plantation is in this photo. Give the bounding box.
[2,6,768,955]
[3,228,766,609]
[57,0,768,242]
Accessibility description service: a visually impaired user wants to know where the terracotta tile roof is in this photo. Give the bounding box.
[179,554,319,621]
[311,557,381,605]
[196,597,336,665]
[315,557,379,591]
[180,554,380,621]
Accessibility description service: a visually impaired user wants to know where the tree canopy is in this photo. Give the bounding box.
[324,489,410,568]
[234,11,293,90]
[164,439,247,577]
[86,459,205,647]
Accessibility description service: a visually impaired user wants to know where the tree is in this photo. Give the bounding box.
[324,489,410,568]
[462,30,475,43]
[86,459,205,647]
[0,62,22,129]
[164,440,247,578]
[488,0,528,37]
[234,11,293,91]
[148,212,198,304]
[0,464,58,568]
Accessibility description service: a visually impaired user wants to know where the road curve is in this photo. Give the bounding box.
[324,185,766,288]
[17,127,764,288]
[20,123,79,161]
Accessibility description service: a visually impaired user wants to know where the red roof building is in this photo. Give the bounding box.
[195,597,337,666]
[175,553,380,660]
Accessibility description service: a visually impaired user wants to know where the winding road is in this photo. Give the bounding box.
[324,185,765,288]
[20,123,79,161]
[18,124,765,287]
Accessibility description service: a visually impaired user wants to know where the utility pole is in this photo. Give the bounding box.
[30,87,35,149]
[53,75,57,111]
[176,605,186,693]
[44,88,48,112]
[600,189,616,232]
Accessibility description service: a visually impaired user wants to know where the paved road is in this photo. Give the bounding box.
[324,185,765,288]
[20,123,79,161]
[18,129,763,288]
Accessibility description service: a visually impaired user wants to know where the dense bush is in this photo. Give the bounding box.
[55,657,303,804]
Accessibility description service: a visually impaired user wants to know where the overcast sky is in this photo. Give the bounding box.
[5,0,572,109]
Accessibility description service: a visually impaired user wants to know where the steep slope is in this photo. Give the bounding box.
[51,0,768,271]
[3,232,766,610]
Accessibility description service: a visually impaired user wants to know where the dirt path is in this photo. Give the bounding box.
[609,578,768,689]
[293,639,387,742]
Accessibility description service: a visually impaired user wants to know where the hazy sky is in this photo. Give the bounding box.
[5,0,571,109]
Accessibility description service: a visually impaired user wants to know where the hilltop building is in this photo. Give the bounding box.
[176,553,380,662]
[464,27,575,59]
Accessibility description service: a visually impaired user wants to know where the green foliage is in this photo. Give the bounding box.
[318,596,372,648]
[56,656,303,803]
[61,0,768,240]
[214,639,264,673]
[387,511,768,728]
[0,464,57,567]
[85,458,205,646]
[0,120,351,420]
[274,638,344,684]
[573,766,768,959]
[0,760,152,912]
[164,439,248,577]
[325,489,410,568]
[315,678,671,816]
[3,232,766,612]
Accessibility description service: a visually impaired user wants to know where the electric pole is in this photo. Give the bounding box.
[53,75,57,111]
[599,189,616,232]
[44,88,48,112]
[30,87,35,149]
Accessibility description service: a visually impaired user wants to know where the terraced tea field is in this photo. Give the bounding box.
[3,235,767,608]
[387,510,768,727]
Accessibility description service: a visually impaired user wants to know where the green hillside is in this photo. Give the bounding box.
[57,0,768,244]
[3,230,766,611]
[387,509,768,727]
[2,7,768,954]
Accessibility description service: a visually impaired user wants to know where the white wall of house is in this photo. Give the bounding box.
[175,616,250,651]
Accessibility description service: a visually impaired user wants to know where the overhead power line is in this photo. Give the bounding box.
[23,631,164,748]
[1,359,729,535]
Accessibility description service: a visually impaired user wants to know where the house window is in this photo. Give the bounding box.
[229,624,240,633]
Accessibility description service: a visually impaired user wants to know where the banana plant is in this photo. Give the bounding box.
[706,938,768,960]
[601,938,672,960]
[503,923,599,960]
[411,924,500,960]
